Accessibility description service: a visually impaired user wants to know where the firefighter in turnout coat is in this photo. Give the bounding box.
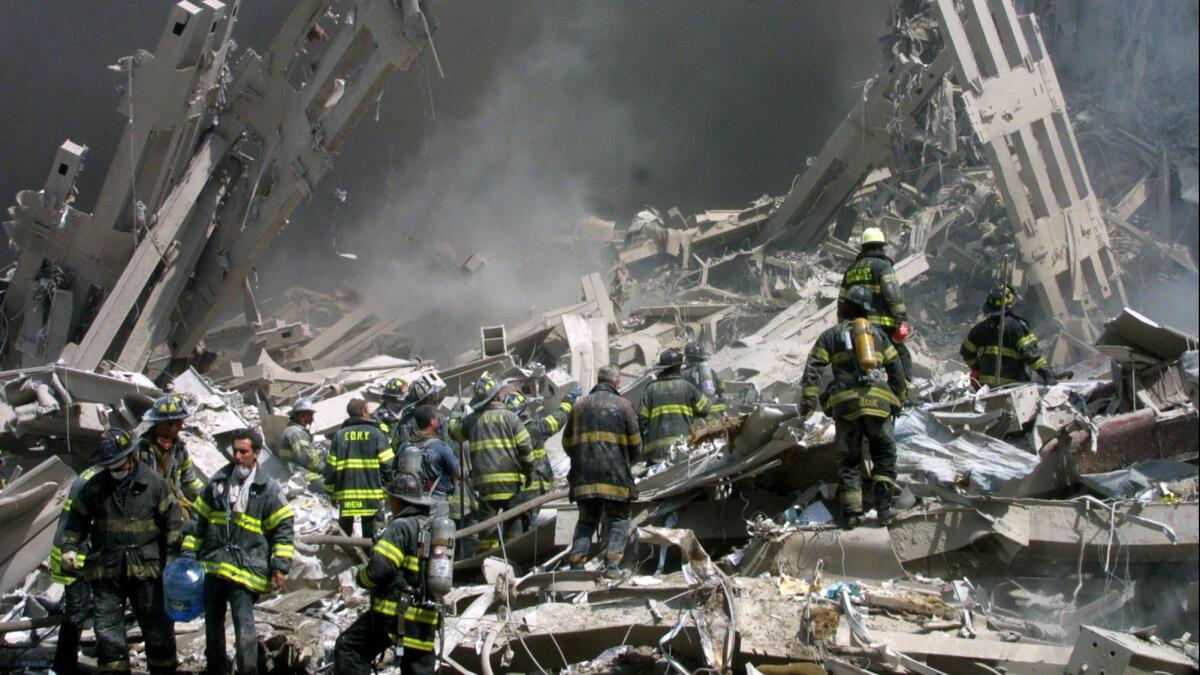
[961,285,1056,388]
[137,394,205,516]
[325,398,396,537]
[563,366,641,579]
[800,285,908,528]
[503,383,581,524]
[333,474,440,675]
[638,348,711,463]
[448,375,534,550]
[48,431,130,675]
[183,429,295,675]
[59,430,183,674]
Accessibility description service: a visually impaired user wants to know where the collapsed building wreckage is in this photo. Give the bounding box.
[1,0,1198,673]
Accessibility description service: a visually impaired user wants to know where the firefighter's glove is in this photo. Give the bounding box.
[61,551,80,571]
[565,384,583,404]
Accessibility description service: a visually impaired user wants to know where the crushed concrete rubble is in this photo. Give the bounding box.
[0,0,1198,673]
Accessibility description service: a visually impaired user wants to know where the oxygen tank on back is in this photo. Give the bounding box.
[851,318,880,371]
[425,513,455,600]
[697,364,717,397]
[398,443,424,478]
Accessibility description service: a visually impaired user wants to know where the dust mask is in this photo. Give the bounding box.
[109,467,131,481]
[234,465,252,480]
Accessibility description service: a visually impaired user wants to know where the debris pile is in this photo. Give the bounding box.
[0,0,1197,673]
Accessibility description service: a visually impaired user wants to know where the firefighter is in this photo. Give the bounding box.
[332,474,441,675]
[683,342,727,418]
[503,383,581,526]
[838,226,913,380]
[800,285,908,528]
[279,397,325,489]
[400,405,464,523]
[137,393,205,512]
[59,426,183,674]
[638,348,711,463]
[373,378,409,449]
[325,398,396,538]
[48,431,126,674]
[183,428,294,675]
[395,379,447,443]
[563,366,641,579]
[448,375,533,551]
[961,285,1056,388]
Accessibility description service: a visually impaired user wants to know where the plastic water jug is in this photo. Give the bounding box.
[163,557,206,621]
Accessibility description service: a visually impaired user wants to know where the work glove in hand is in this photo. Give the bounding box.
[565,384,583,404]
[1038,369,1057,386]
[61,550,80,571]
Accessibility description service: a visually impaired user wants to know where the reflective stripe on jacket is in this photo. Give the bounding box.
[60,462,183,580]
[564,382,640,501]
[449,404,533,504]
[961,313,1049,385]
[279,423,324,481]
[638,374,710,459]
[520,400,571,494]
[800,321,907,420]
[324,417,396,518]
[49,466,103,585]
[837,250,908,328]
[183,464,294,593]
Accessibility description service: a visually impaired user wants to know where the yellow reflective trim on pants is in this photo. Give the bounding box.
[202,561,269,593]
